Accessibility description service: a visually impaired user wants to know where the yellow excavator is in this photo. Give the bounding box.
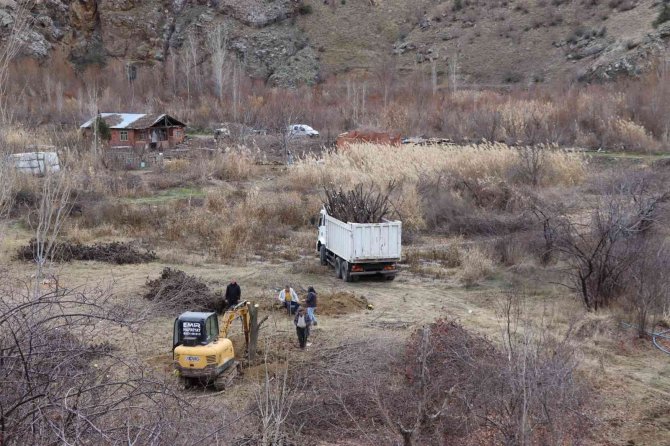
[172,301,252,389]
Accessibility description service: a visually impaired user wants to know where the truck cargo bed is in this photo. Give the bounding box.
[325,215,401,263]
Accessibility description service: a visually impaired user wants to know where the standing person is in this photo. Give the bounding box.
[294,306,312,349]
[225,280,241,309]
[305,286,318,326]
[278,285,300,315]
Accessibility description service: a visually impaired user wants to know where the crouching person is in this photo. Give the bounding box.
[294,306,312,349]
[278,285,300,315]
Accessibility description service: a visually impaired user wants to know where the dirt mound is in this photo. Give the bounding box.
[144,267,224,313]
[16,240,157,264]
[317,291,369,316]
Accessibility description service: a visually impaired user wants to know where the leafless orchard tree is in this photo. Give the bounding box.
[26,170,73,289]
[623,239,670,336]
[0,0,32,125]
[287,315,590,445]
[374,328,450,446]
[254,355,298,445]
[0,272,192,445]
[534,181,670,311]
[491,292,585,446]
[0,168,198,444]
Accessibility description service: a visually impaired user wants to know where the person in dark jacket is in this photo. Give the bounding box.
[294,306,313,349]
[305,286,318,326]
[225,280,241,308]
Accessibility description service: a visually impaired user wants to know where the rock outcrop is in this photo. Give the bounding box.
[0,0,319,87]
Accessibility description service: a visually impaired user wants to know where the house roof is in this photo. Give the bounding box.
[80,113,186,130]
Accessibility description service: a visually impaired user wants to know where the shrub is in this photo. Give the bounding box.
[210,150,257,181]
[291,318,591,445]
[461,245,494,286]
[654,2,670,28]
[503,71,522,84]
[297,3,313,14]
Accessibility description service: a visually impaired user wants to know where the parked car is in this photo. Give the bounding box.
[214,127,231,139]
[288,124,319,137]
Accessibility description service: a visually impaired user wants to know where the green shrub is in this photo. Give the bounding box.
[653,2,670,28]
[298,3,313,14]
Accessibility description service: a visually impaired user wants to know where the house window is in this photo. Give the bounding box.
[120,130,129,141]
[174,129,182,138]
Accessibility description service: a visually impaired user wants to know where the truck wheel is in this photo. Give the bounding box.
[386,274,396,281]
[320,245,327,266]
[342,261,353,282]
[335,258,342,279]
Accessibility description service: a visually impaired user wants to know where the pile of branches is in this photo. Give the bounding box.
[144,267,224,313]
[324,181,397,223]
[16,240,157,264]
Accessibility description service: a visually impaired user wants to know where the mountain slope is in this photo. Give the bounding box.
[0,0,668,85]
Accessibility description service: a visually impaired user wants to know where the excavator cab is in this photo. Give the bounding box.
[173,312,219,349]
[172,302,251,389]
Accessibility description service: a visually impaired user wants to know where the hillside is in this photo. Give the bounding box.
[1,0,669,86]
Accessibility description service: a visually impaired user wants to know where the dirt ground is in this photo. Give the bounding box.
[3,223,670,445]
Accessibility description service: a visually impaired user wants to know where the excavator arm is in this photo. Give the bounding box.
[219,301,251,349]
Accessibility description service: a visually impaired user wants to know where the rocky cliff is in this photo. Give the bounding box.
[1,0,669,86]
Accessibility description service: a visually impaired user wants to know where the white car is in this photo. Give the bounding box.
[289,124,319,137]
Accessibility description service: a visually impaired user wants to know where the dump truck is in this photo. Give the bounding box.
[316,208,402,281]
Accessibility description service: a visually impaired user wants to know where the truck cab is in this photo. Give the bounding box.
[317,208,327,251]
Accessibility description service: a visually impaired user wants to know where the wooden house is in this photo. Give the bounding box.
[80,113,186,150]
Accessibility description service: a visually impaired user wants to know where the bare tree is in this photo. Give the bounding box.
[0,273,190,444]
[26,171,73,289]
[0,0,32,125]
[623,239,670,336]
[290,316,590,445]
[515,144,547,186]
[374,327,450,446]
[254,355,297,445]
[535,182,670,311]
[373,53,397,108]
[0,152,14,221]
[207,23,230,101]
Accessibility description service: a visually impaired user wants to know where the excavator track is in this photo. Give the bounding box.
[213,361,241,391]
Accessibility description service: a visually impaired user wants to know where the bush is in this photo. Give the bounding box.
[503,71,522,83]
[298,3,313,14]
[291,318,592,445]
[461,246,494,286]
[654,2,670,27]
